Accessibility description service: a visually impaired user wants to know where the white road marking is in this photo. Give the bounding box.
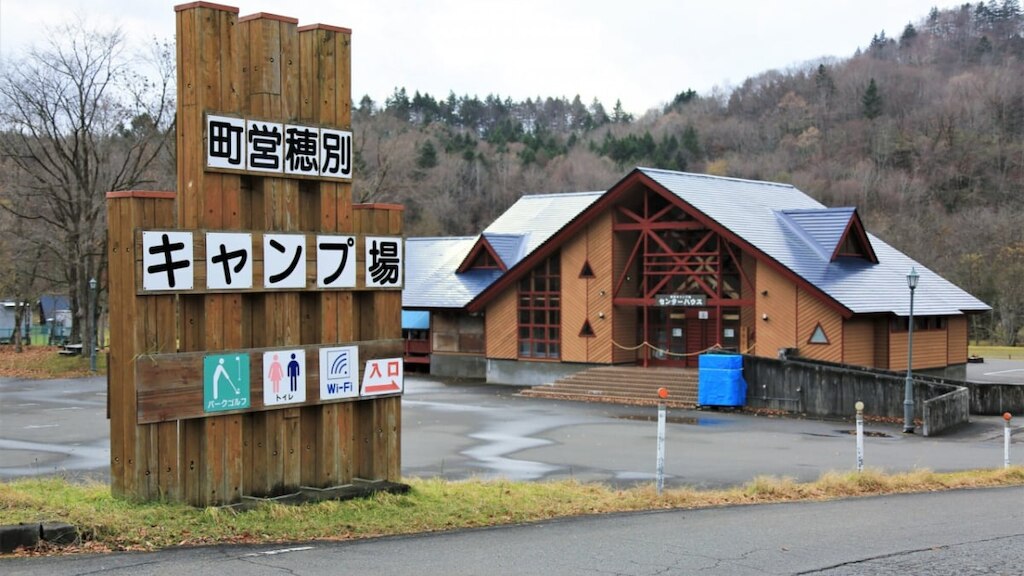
[16,403,39,407]
[242,546,314,557]
[983,368,1024,376]
[24,424,60,429]
[47,407,82,411]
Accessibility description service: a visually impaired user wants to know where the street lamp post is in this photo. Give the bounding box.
[903,267,919,434]
[89,277,98,373]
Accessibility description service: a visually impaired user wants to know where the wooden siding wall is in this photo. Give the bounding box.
[873,317,890,369]
[843,318,874,367]
[754,261,797,357]
[432,311,484,354]
[561,219,589,363]
[739,251,757,353]
[890,329,949,371]
[486,288,518,359]
[612,229,640,363]
[561,212,613,363]
[947,316,968,365]
[797,288,843,363]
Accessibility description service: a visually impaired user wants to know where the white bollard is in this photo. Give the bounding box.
[855,401,864,472]
[656,387,668,495]
[1004,412,1012,469]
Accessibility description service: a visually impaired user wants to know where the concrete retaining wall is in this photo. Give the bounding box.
[965,382,1024,415]
[743,355,968,436]
[430,353,486,380]
[923,386,971,436]
[486,359,592,386]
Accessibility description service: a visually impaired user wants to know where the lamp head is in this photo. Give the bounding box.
[89,278,97,290]
[907,267,919,290]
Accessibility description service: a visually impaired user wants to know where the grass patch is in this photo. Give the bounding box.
[0,346,106,379]
[969,344,1024,360]
[3,468,1024,555]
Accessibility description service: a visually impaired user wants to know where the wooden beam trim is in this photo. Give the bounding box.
[175,1,240,13]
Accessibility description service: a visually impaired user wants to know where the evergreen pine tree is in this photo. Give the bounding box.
[862,78,883,120]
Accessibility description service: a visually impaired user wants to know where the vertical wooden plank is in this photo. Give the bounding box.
[175,3,245,506]
[106,197,126,496]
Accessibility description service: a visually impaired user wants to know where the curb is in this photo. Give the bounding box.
[0,522,78,554]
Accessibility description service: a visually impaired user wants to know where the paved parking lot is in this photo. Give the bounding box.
[1,371,1020,488]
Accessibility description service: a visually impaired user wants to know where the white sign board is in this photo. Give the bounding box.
[364,237,403,288]
[206,232,253,290]
[319,346,359,400]
[361,358,403,396]
[264,233,307,289]
[142,231,194,291]
[263,349,306,406]
[316,235,357,288]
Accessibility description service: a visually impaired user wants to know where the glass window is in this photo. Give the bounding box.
[517,252,562,359]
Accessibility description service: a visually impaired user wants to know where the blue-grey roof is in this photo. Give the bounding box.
[777,208,855,261]
[405,192,602,309]
[639,168,989,316]
[482,191,603,267]
[404,237,502,309]
[482,232,526,268]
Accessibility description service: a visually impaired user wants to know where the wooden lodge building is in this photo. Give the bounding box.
[403,168,989,385]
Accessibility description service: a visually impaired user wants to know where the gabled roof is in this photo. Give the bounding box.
[456,236,507,273]
[410,168,989,318]
[777,207,877,263]
[404,191,602,310]
[637,168,988,316]
[483,233,527,268]
[404,237,502,309]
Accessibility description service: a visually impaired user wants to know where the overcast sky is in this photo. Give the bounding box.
[0,0,957,114]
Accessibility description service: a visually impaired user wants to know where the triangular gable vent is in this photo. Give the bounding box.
[580,320,595,337]
[808,323,829,345]
[580,261,594,278]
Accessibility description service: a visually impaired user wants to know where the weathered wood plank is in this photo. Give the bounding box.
[136,339,401,424]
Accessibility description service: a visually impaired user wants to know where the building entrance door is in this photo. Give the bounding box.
[649,308,689,367]
[648,308,718,367]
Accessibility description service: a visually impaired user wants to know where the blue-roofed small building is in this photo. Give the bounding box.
[404,168,989,384]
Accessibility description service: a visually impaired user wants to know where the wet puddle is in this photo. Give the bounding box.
[613,414,731,427]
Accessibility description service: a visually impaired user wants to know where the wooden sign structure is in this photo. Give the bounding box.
[106,2,403,506]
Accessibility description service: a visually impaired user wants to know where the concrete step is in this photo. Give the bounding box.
[521,364,700,408]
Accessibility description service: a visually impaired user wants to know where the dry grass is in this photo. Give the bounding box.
[3,468,1023,556]
[0,346,104,379]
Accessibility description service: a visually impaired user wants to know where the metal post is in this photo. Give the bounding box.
[1004,412,1012,469]
[903,268,918,434]
[656,387,668,495]
[89,277,97,373]
[855,401,864,472]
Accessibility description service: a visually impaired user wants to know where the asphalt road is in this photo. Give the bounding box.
[1,373,1022,488]
[3,486,1022,575]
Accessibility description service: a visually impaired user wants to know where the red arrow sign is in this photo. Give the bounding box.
[364,380,400,394]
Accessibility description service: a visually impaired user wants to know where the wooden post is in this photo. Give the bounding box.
[106,191,178,501]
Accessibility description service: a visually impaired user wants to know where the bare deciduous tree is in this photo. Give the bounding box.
[0,22,175,356]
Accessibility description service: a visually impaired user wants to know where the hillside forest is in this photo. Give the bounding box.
[1,3,1023,347]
